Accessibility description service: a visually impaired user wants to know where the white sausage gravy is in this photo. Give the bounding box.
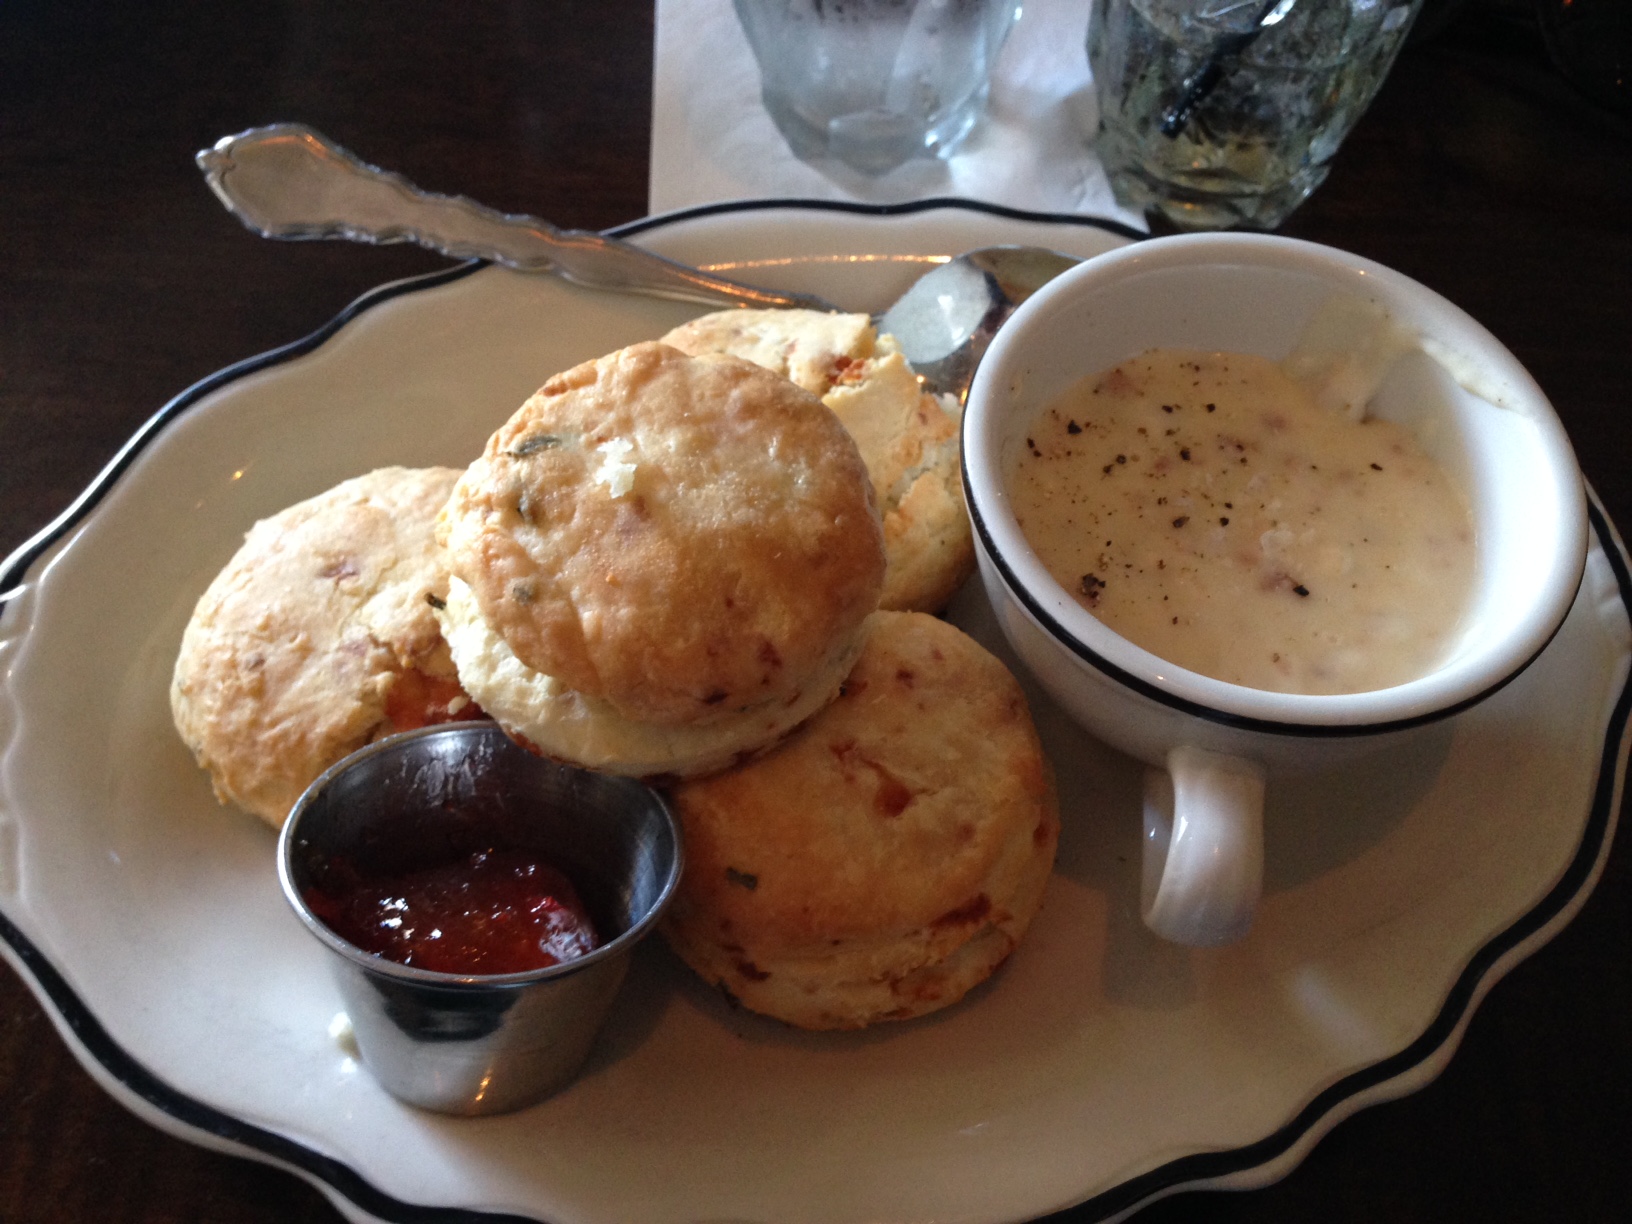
[1006,348,1475,695]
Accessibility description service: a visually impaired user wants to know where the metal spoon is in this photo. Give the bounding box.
[196,123,1083,399]
[1159,0,1299,138]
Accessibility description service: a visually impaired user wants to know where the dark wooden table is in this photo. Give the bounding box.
[2,2,1627,1221]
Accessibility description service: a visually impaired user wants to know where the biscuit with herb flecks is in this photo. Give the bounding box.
[662,610,1058,1029]
[436,341,886,779]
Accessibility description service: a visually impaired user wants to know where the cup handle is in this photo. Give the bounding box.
[1141,746,1266,946]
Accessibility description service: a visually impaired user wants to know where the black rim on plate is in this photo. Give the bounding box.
[0,198,1625,1224]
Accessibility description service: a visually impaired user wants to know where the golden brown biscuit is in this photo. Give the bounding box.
[438,342,886,758]
[170,467,479,828]
[661,309,974,613]
[662,611,1059,1030]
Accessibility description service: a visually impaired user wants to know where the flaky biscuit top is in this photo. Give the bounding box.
[440,342,886,727]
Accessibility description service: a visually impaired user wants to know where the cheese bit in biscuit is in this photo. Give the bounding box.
[592,437,638,497]
[170,467,483,829]
[661,308,975,613]
[439,341,886,776]
[661,610,1059,1030]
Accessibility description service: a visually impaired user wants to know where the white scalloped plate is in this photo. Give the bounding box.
[0,202,1626,1224]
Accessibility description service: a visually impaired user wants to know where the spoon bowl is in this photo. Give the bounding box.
[880,244,1083,401]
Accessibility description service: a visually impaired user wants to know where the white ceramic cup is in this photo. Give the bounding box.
[963,233,1588,946]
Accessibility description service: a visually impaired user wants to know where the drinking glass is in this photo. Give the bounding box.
[1088,0,1424,230]
[734,0,1021,175]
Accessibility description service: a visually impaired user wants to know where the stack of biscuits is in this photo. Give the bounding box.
[172,321,1057,1030]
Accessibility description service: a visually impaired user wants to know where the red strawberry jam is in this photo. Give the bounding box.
[303,847,598,975]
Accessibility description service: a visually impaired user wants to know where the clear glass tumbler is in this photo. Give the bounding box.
[734,0,1021,176]
[1088,0,1424,230]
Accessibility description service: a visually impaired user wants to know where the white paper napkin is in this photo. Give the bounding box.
[649,0,1145,228]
